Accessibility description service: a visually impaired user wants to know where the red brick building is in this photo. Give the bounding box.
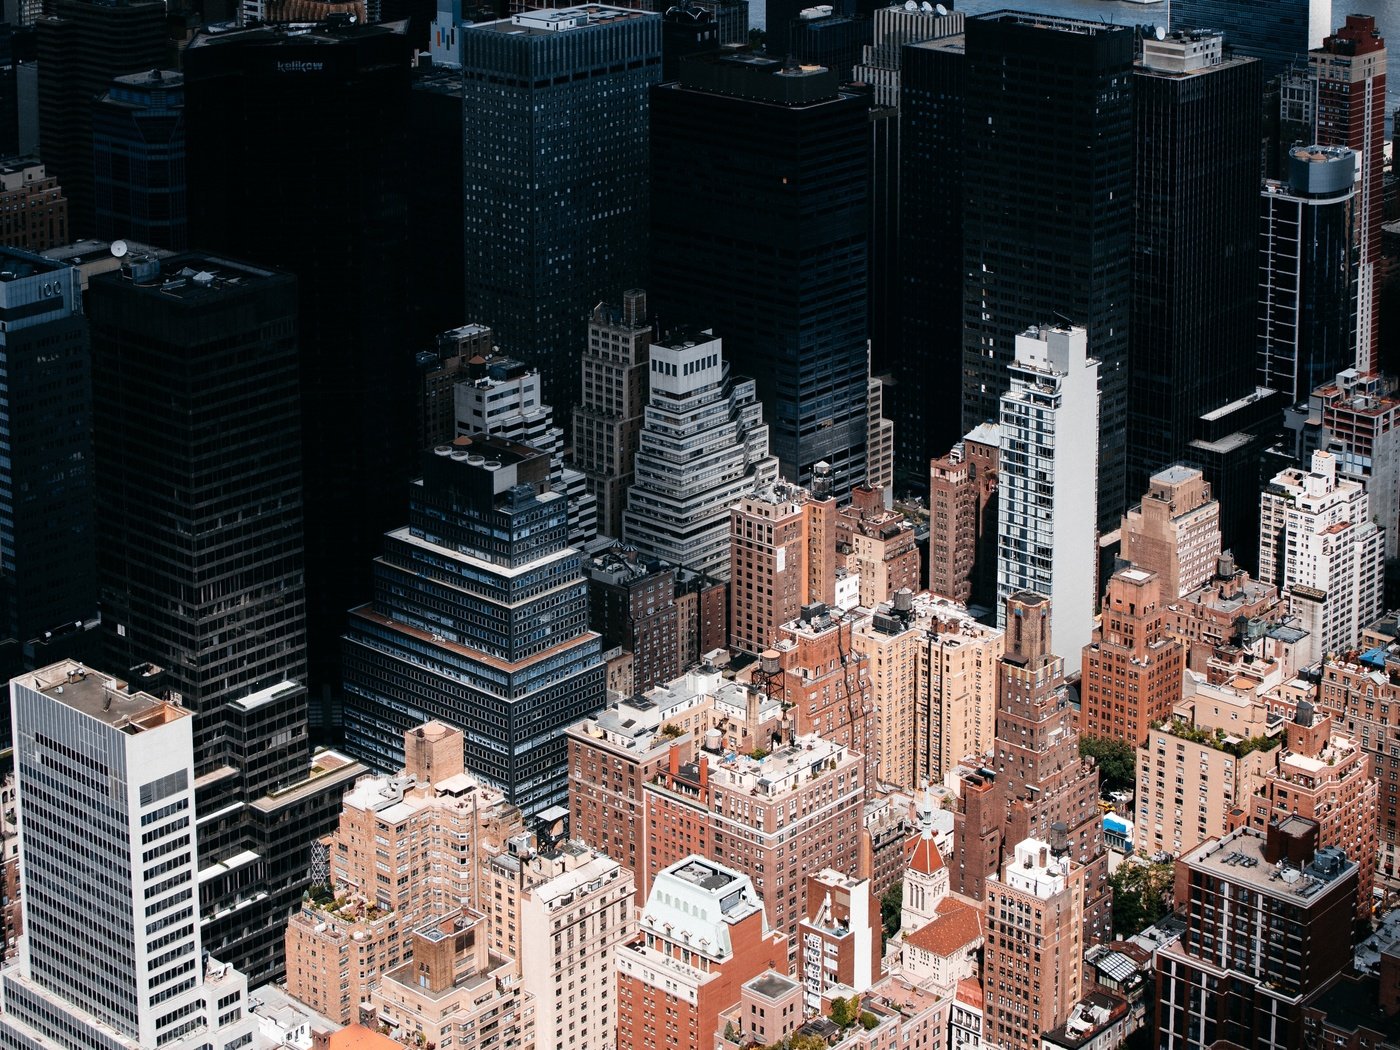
[1080,567,1185,745]
[617,857,787,1050]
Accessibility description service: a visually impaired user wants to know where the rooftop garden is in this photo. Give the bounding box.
[1153,717,1280,758]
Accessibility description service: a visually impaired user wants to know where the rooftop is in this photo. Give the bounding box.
[1042,991,1128,1050]
[903,897,982,956]
[0,246,69,280]
[472,4,653,34]
[746,972,799,1000]
[1183,825,1357,902]
[975,9,1132,36]
[94,253,286,302]
[23,661,188,733]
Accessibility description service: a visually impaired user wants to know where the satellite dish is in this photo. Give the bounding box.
[904,2,915,10]
[111,240,128,258]
[935,2,946,13]
[1155,25,1166,40]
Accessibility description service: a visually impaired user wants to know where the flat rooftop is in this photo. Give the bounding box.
[746,972,798,1000]
[670,858,742,892]
[23,661,188,733]
[473,5,652,34]
[95,253,286,302]
[0,247,68,280]
[974,9,1130,35]
[1183,825,1356,903]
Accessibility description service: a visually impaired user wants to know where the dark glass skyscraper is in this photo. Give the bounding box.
[35,0,167,235]
[651,51,870,493]
[1129,31,1263,494]
[896,34,965,477]
[0,250,96,702]
[343,438,605,815]
[460,6,661,421]
[960,11,1134,525]
[89,252,364,983]
[185,22,416,719]
[92,68,186,250]
[1259,145,1358,404]
[1170,0,1330,79]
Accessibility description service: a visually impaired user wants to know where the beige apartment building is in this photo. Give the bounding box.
[1134,680,1280,858]
[1121,465,1222,600]
[484,840,636,1050]
[852,591,1002,790]
[284,723,524,1019]
[369,909,530,1050]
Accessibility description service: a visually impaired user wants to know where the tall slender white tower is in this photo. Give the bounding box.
[0,661,257,1050]
[996,324,1100,662]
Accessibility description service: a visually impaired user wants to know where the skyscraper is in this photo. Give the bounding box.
[184,21,416,714]
[0,250,95,702]
[88,252,364,982]
[35,0,167,235]
[960,13,1133,526]
[452,348,598,545]
[91,254,306,788]
[992,591,1111,948]
[621,329,778,578]
[996,325,1100,662]
[92,68,186,250]
[573,290,652,540]
[651,50,870,493]
[460,6,661,419]
[982,838,1087,1050]
[896,34,966,481]
[342,438,605,814]
[1311,14,1386,374]
[1130,31,1262,494]
[1259,145,1358,404]
[1170,0,1332,79]
[0,661,260,1050]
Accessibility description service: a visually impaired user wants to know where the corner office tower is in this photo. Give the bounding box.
[89,253,365,984]
[343,439,605,815]
[650,50,870,495]
[960,12,1133,526]
[460,7,661,422]
[0,663,260,1050]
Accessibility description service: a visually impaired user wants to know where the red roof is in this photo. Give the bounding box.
[904,898,983,957]
[954,977,984,1010]
[903,832,945,876]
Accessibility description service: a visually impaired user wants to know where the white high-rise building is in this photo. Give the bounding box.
[1259,449,1385,666]
[0,661,258,1050]
[454,350,598,544]
[996,324,1100,662]
[517,846,636,1050]
[621,330,778,578]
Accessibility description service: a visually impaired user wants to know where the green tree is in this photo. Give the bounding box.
[829,995,857,1028]
[880,881,903,939]
[1080,734,1137,796]
[1109,860,1174,937]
